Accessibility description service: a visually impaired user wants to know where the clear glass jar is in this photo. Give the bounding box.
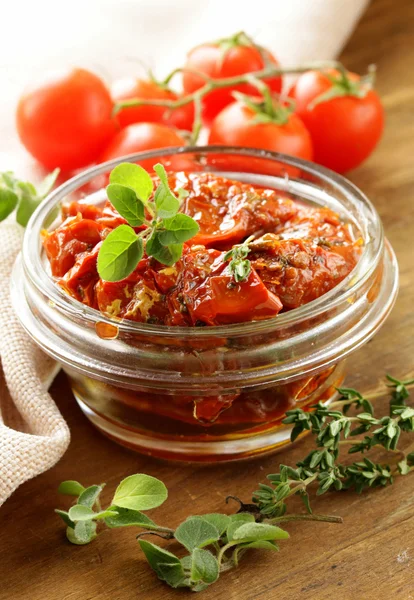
[11,147,399,462]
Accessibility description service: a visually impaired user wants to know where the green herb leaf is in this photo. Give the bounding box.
[157,563,188,588]
[68,505,95,521]
[146,230,183,266]
[198,514,230,536]
[153,163,180,219]
[226,513,256,541]
[112,474,168,511]
[78,485,104,509]
[66,520,97,545]
[58,480,86,496]
[97,225,143,282]
[106,183,145,226]
[16,182,41,227]
[104,506,157,529]
[54,509,75,528]
[231,522,289,543]
[68,505,118,521]
[191,548,219,584]
[174,517,220,552]
[158,214,200,245]
[36,168,60,198]
[139,540,183,584]
[109,163,153,202]
[224,242,252,282]
[0,188,18,221]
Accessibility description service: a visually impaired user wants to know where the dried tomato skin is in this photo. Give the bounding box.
[249,235,361,309]
[43,215,105,277]
[168,172,298,249]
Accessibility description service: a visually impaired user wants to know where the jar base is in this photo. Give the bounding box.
[75,393,336,463]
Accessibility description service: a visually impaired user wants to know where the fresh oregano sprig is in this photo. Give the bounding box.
[55,474,169,545]
[97,162,199,282]
[0,168,59,226]
[223,236,253,282]
[56,374,414,593]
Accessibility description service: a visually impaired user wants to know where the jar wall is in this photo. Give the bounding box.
[65,361,346,461]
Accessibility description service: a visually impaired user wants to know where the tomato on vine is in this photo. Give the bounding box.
[183,32,282,124]
[99,122,190,171]
[208,93,313,165]
[16,68,117,171]
[291,69,384,173]
[112,77,194,131]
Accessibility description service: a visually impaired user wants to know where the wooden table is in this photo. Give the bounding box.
[1,0,414,597]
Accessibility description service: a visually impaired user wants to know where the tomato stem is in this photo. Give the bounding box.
[113,60,347,125]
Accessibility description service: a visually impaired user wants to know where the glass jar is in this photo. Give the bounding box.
[11,147,399,462]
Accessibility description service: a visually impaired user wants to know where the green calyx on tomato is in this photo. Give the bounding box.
[232,91,292,126]
[310,66,376,109]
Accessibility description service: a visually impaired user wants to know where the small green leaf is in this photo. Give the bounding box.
[68,505,95,521]
[191,548,219,584]
[153,163,180,219]
[139,540,181,576]
[104,506,157,529]
[58,480,86,496]
[231,522,289,543]
[106,184,145,226]
[146,230,183,266]
[68,504,118,521]
[0,188,18,221]
[97,225,143,282]
[16,183,41,227]
[66,520,97,545]
[198,514,230,536]
[109,163,153,202]
[157,563,188,588]
[158,214,200,245]
[112,474,168,511]
[226,513,255,541]
[78,485,104,509]
[37,168,60,198]
[54,509,75,528]
[174,517,220,552]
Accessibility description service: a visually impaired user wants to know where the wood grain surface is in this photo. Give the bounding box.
[1,0,414,598]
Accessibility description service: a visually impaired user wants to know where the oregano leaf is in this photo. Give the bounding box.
[97,225,143,282]
[112,474,167,511]
[158,214,199,245]
[109,163,153,202]
[191,548,219,584]
[174,517,220,552]
[58,480,86,496]
[106,183,145,226]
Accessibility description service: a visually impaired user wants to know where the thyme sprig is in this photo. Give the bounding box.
[56,374,414,593]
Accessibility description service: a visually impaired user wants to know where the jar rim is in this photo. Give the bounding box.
[22,145,384,338]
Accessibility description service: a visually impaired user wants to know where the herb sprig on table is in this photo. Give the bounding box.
[96,163,199,281]
[56,374,414,593]
[0,169,59,226]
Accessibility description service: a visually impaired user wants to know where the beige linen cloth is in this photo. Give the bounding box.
[0,0,369,506]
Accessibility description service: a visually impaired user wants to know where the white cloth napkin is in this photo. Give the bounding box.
[0,0,369,506]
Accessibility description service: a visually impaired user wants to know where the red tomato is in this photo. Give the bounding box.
[99,122,189,172]
[183,41,282,124]
[291,70,384,173]
[16,68,117,171]
[164,97,195,132]
[112,78,194,131]
[208,99,313,165]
